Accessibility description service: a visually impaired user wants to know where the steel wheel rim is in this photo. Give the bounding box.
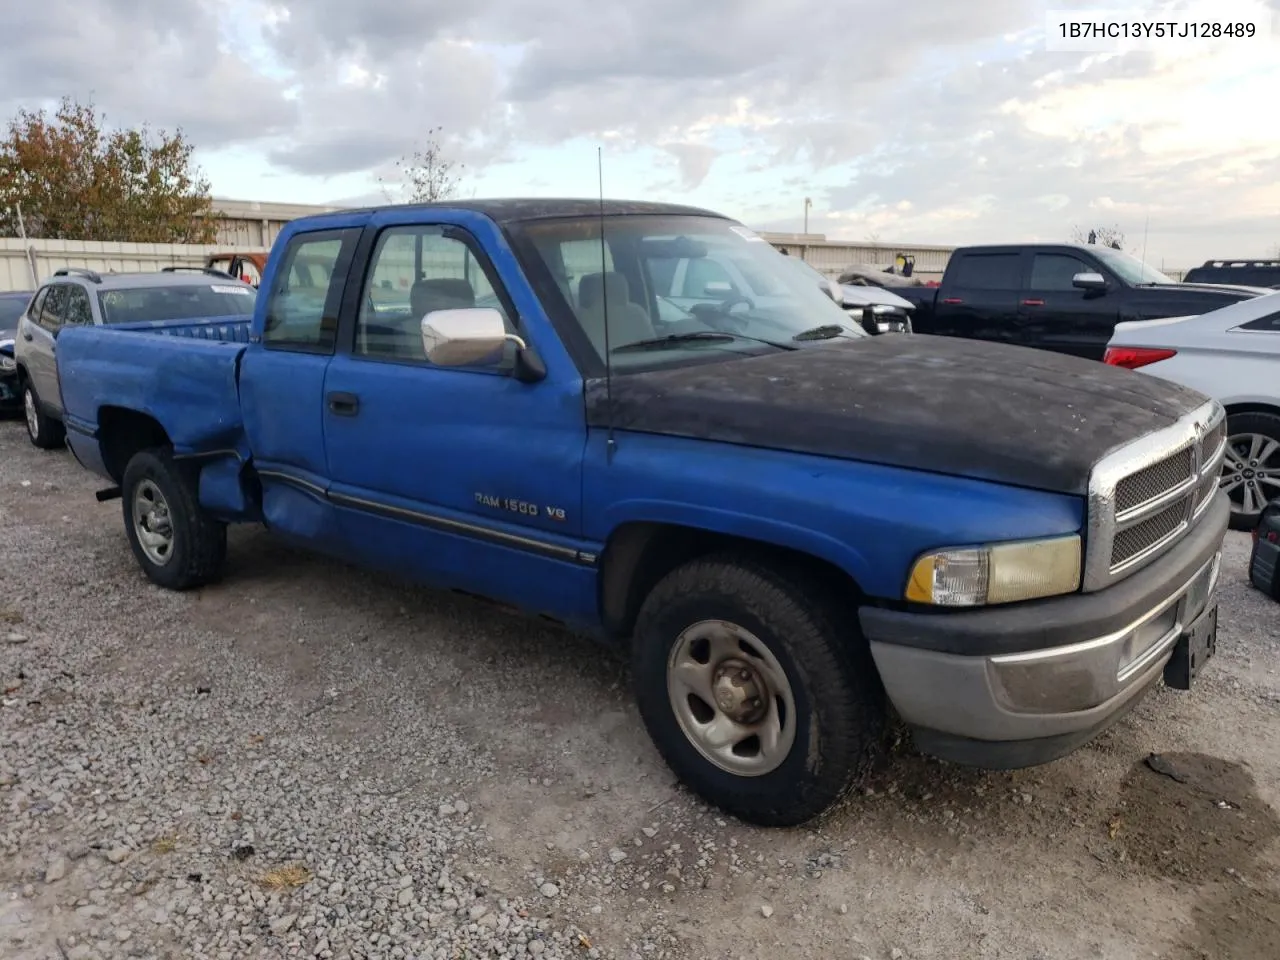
[1220,432,1280,519]
[132,479,175,566]
[23,388,37,439]
[666,619,797,778]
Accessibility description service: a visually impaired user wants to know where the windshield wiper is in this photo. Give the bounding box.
[792,324,861,341]
[612,331,798,353]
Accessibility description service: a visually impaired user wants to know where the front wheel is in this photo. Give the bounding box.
[1221,411,1280,531]
[121,448,227,590]
[632,554,885,826]
[23,383,65,450]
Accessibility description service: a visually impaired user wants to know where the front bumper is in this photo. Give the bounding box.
[860,492,1228,768]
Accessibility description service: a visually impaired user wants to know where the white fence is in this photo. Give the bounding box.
[0,238,271,292]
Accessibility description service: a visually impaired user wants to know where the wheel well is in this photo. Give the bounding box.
[599,522,864,641]
[98,407,171,483]
[1224,402,1280,421]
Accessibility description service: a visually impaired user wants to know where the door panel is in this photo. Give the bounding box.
[238,227,360,548]
[926,252,1025,344]
[321,220,594,622]
[29,283,69,413]
[1018,253,1119,359]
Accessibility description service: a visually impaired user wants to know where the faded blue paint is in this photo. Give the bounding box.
[581,431,1083,600]
[56,322,249,454]
[55,203,1088,634]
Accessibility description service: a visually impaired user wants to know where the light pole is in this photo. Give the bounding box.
[803,197,812,235]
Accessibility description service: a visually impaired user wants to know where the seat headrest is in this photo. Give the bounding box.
[578,271,630,310]
[410,277,476,317]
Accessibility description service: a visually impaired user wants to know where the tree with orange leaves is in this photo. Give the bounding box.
[0,97,216,243]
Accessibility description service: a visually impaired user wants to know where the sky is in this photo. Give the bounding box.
[2,0,1278,269]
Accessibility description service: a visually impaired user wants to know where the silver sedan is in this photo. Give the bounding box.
[1104,291,1280,530]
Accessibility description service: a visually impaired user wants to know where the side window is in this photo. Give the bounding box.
[355,225,516,366]
[1239,311,1280,333]
[39,284,70,331]
[26,287,48,323]
[64,286,93,326]
[262,230,355,353]
[680,258,735,297]
[1030,254,1092,291]
[949,254,1022,291]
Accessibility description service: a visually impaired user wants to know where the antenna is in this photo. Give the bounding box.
[597,146,616,461]
[1142,212,1150,268]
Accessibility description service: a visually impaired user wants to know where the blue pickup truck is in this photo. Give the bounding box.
[54,199,1229,826]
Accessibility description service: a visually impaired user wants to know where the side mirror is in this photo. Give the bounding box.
[421,308,527,368]
[1072,271,1107,291]
[703,281,734,298]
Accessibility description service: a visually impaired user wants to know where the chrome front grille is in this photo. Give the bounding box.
[1115,445,1195,515]
[1084,400,1226,592]
[1111,499,1188,568]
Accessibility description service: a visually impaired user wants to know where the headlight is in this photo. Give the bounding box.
[0,341,14,372]
[905,535,1082,606]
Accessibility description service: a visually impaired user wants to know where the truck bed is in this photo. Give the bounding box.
[57,315,252,469]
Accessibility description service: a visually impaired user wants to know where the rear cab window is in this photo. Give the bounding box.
[262,229,360,353]
[948,253,1023,290]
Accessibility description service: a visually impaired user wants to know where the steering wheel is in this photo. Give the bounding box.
[689,295,755,332]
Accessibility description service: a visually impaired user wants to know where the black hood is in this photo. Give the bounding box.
[585,335,1212,496]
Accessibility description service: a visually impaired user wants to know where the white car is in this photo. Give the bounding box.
[1104,290,1280,529]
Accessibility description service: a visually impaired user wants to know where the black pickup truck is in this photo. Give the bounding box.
[1183,259,1280,289]
[887,243,1268,360]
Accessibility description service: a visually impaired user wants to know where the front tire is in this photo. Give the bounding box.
[1222,411,1280,531]
[632,553,885,827]
[121,448,227,590]
[23,383,65,450]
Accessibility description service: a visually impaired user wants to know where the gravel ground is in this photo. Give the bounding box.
[1,417,1278,960]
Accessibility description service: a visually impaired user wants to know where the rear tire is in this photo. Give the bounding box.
[1222,411,1280,531]
[632,553,885,827]
[23,383,65,450]
[121,448,227,590]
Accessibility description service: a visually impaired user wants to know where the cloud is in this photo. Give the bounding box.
[0,0,295,148]
[661,143,720,189]
[762,35,1280,260]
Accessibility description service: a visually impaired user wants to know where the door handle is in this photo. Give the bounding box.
[1021,299,1045,306]
[327,391,359,416]
[941,297,963,305]
[22,330,33,341]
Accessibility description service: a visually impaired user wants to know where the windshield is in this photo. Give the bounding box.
[510,215,865,371]
[97,283,257,325]
[1090,246,1175,285]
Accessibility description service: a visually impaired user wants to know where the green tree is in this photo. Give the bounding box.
[0,97,215,243]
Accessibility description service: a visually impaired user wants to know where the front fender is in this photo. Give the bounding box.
[600,498,873,589]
